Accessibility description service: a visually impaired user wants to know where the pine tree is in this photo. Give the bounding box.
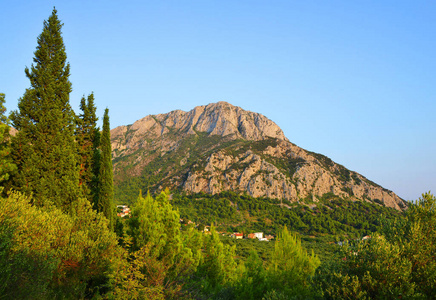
[0,93,16,195]
[125,190,198,298]
[97,108,116,230]
[197,224,237,290]
[76,93,98,199]
[10,8,80,210]
[269,226,320,297]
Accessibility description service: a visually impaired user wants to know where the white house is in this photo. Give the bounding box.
[254,232,263,239]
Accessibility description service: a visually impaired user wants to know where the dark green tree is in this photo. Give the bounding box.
[91,128,101,209]
[76,93,98,200]
[0,93,16,195]
[97,108,116,230]
[10,8,80,210]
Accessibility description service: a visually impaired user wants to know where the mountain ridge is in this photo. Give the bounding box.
[111,101,406,210]
[111,101,287,154]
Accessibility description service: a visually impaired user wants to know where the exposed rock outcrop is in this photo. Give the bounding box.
[111,102,405,210]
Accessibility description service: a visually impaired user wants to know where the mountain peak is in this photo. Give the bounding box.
[182,101,288,141]
[111,102,405,211]
[113,102,288,146]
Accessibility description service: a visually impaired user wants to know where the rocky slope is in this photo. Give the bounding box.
[111,101,406,210]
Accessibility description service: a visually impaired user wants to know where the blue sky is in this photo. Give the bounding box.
[1,1,435,201]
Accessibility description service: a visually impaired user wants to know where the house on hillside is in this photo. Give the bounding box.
[247,233,256,239]
[117,205,131,217]
[231,232,243,239]
[254,232,263,239]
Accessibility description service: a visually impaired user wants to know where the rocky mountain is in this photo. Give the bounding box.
[111,101,406,210]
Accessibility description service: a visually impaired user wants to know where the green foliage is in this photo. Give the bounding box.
[129,191,179,255]
[268,226,321,297]
[382,192,436,298]
[174,191,400,240]
[91,128,102,209]
[10,8,80,211]
[171,191,402,270]
[0,93,16,195]
[0,191,120,299]
[124,191,199,299]
[96,108,116,230]
[0,94,8,124]
[316,192,436,299]
[317,272,369,300]
[109,246,165,300]
[121,190,240,298]
[196,225,238,292]
[231,226,322,299]
[0,221,57,299]
[223,235,274,263]
[319,236,418,299]
[76,93,99,200]
[262,289,291,300]
[234,250,268,300]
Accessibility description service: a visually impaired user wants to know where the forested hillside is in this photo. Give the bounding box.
[173,191,400,237]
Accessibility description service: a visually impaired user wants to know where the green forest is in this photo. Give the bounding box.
[1,9,436,300]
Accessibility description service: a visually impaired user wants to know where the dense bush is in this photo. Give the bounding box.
[0,192,120,299]
[315,192,436,299]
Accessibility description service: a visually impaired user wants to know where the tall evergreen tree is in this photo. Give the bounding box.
[0,93,16,195]
[10,8,80,210]
[91,128,101,208]
[97,108,115,230]
[76,93,98,199]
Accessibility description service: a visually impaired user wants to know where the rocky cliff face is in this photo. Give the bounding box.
[111,101,406,210]
[112,102,286,155]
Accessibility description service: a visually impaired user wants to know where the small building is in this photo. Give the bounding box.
[254,232,263,239]
[247,233,256,239]
[117,205,131,218]
[265,234,274,240]
[231,232,243,239]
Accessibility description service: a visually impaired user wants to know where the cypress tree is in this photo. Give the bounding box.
[91,128,101,209]
[97,108,115,230]
[10,8,80,210]
[76,93,98,199]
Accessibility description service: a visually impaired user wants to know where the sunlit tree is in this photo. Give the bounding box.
[10,8,80,210]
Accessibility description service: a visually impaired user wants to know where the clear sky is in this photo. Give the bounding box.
[1,1,435,201]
